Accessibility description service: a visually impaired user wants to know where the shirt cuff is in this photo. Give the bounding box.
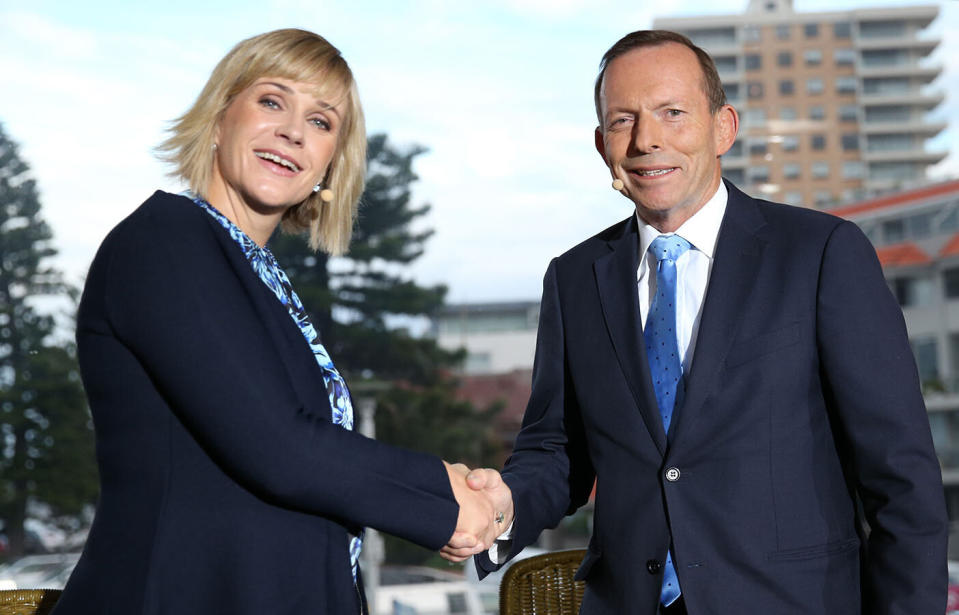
[486,520,515,564]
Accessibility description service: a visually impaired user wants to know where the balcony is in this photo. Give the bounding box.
[860,89,945,109]
[862,148,947,164]
[859,63,940,82]
[856,36,939,56]
[862,120,947,137]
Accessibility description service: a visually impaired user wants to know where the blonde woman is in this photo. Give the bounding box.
[59,29,503,615]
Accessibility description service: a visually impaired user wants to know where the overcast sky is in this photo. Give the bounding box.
[2,0,956,305]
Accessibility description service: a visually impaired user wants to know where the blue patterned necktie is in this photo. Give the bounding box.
[644,234,691,607]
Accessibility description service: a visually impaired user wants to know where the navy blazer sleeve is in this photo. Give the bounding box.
[83,193,459,549]
[816,220,947,613]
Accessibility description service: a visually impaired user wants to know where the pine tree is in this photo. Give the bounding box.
[0,123,96,558]
[270,133,463,385]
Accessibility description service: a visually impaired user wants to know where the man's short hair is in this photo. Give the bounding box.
[594,30,727,124]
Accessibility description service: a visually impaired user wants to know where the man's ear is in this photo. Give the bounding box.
[714,104,739,156]
[595,127,610,166]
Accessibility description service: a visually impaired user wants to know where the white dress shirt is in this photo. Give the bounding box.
[488,182,728,563]
[637,181,727,371]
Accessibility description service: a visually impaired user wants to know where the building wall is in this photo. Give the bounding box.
[655,1,944,207]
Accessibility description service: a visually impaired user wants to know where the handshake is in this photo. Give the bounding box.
[440,462,514,563]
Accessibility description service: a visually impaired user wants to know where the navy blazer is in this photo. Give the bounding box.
[477,181,948,614]
[56,191,459,615]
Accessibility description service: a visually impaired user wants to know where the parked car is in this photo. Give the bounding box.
[0,552,80,590]
[373,566,485,615]
[0,520,51,557]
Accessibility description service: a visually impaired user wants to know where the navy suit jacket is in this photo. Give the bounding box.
[57,191,459,615]
[477,181,947,614]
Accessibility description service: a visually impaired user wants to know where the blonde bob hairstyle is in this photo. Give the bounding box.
[158,28,366,255]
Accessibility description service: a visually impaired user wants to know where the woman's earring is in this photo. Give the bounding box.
[314,182,334,203]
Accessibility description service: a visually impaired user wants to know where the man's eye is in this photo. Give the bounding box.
[666,109,683,117]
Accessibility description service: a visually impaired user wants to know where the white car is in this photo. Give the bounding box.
[0,552,80,590]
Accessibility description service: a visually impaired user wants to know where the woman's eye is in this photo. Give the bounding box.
[310,118,331,131]
[259,97,281,109]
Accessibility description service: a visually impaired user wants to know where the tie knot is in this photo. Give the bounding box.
[649,235,691,263]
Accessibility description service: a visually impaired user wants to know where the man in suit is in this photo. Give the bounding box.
[444,30,948,614]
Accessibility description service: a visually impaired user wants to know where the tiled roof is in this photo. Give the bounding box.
[831,180,959,219]
[874,242,931,267]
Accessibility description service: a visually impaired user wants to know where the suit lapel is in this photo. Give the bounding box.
[594,216,668,455]
[672,183,768,444]
[202,214,332,418]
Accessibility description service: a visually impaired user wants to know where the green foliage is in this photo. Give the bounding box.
[0,122,97,557]
[271,133,463,384]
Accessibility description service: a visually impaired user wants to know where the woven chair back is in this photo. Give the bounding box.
[0,589,62,615]
[499,549,586,615]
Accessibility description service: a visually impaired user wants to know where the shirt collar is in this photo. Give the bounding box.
[636,180,728,264]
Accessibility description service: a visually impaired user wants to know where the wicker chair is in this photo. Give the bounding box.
[0,589,62,615]
[500,549,586,615]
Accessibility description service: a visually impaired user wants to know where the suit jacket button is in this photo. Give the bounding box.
[646,559,662,574]
[665,467,681,482]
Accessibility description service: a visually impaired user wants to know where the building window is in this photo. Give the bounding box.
[836,76,857,94]
[944,267,959,299]
[883,218,905,243]
[779,80,795,96]
[834,21,852,38]
[743,108,767,124]
[804,49,823,66]
[747,81,764,99]
[745,53,762,70]
[811,134,826,150]
[726,140,744,157]
[779,107,797,120]
[749,140,768,156]
[723,168,745,184]
[713,56,737,73]
[782,135,799,151]
[841,134,860,151]
[812,161,829,178]
[809,105,825,120]
[776,24,791,40]
[743,25,761,42]
[784,191,803,205]
[777,51,793,66]
[839,105,858,122]
[835,48,856,66]
[723,83,740,100]
[814,190,833,206]
[749,165,770,183]
[910,337,939,386]
[806,77,824,95]
[905,211,934,240]
[842,161,865,179]
[783,162,801,179]
[804,23,820,38]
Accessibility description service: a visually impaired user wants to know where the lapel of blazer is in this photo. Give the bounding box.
[594,216,668,456]
[202,214,332,418]
[671,181,768,446]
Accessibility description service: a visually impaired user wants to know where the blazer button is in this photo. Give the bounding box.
[665,467,681,482]
[646,559,662,574]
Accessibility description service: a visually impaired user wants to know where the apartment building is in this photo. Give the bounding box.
[655,0,946,208]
